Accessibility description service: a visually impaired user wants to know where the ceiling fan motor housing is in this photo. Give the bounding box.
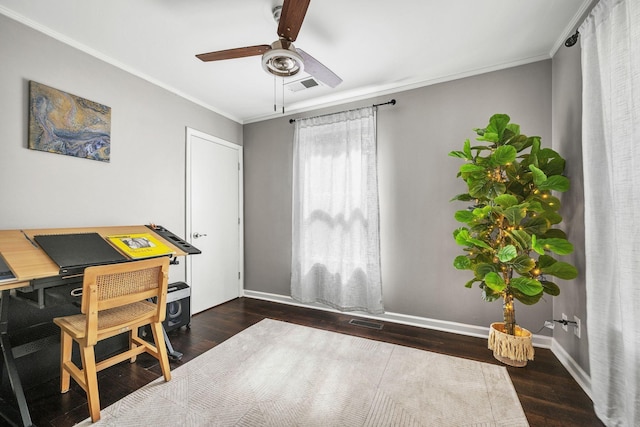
[262,39,304,77]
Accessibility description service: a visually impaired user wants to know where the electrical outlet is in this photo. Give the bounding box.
[574,316,581,338]
[562,313,568,331]
[544,320,555,330]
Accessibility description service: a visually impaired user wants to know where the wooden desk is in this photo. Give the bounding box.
[0,225,187,288]
[0,225,188,427]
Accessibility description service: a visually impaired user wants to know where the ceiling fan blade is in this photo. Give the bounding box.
[196,45,271,62]
[277,0,310,42]
[298,49,342,88]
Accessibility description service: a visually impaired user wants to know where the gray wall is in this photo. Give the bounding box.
[244,60,556,334]
[0,14,242,282]
[551,40,590,373]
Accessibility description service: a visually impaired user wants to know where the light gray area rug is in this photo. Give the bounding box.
[79,319,529,426]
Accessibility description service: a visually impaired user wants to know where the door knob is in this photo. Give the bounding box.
[193,232,208,239]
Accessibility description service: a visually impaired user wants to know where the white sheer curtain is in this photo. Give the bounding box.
[580,1,640,425]
[291,107,384,314]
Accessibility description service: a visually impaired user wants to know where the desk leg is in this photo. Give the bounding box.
[163,327,182,362]
[0,290,33,427]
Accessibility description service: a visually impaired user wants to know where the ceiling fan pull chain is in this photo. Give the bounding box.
[282,77,285,114]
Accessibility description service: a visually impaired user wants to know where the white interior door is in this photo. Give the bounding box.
[186,128,243,314]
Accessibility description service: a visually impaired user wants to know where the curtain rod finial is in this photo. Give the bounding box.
[565,30,580,47]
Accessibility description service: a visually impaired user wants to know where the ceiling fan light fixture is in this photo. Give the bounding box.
[261,40,304,77]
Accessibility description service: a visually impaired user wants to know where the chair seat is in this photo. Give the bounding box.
[54,301,156,339]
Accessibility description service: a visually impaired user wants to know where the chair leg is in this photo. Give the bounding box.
[80,345,101,422]
[60,331,72,393]
[150,322,171,382]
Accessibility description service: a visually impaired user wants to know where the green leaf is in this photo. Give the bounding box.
[538,175,570,192]
[472,205,492,218]
[467,236,492,250]
[510,255,536,274]
[529,137,541,167]
[450,193,474,202]
[454,228,470,246]
[449,151,468,159]
[506,123,520,137]
[509,229,532,250]
[454,210,475,223]
[463,139,472,159]
[484,272,506,292]
[513,291,543,305]
[454,228,491,249]
[468,178,489,198]
[543,228,567,239]
[454,256,472,270]
[492,145,517,165]
[523,217,550,236]
[531,234,544,255]
[502,128,516,145]
[544,157,566,176]
[541,261,578,280]
[536,238,574,255]
[465,278,477,288]
[474,263,497,279]
[481,285,502,302]
[537,255,557,268]
[529,164,547,185]
[487,114,510,140]
[450,139,474,160]
[494,194,519,208]
[504,205,527,225]
[488,181,507,198]
[460,164,486,173]
[509,134,530,151]
[478,132,499,142]
[538,147,561,163]
[540,211,563,225]
[541,280,560,296]
[498,245,517,262]
[527,201,545,213]
[511,277,544,296]
[538,195,561,212]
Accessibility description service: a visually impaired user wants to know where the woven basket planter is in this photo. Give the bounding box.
[488,322,534,367]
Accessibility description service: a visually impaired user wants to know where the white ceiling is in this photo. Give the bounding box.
[1,0,591,124]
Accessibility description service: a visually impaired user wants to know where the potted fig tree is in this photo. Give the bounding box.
[449,114,577,367]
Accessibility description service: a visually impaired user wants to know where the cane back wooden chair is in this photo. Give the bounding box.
[53,256,172,422]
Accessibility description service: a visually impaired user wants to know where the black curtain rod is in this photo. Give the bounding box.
[288,99,396,124]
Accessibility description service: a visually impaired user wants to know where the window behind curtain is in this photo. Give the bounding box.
[291,107,384,314]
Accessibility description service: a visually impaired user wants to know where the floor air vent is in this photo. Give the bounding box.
[349,318,383,330]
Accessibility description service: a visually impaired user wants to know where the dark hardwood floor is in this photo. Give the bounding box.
[22,297,603,427]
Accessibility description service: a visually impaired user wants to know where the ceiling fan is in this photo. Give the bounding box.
[196,0,342,88]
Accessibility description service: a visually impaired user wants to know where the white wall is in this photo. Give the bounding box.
[0,14,242,282]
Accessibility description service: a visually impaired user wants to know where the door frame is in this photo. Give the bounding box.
[185,127,244,300]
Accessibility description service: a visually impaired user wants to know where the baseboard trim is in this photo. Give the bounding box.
[242,290,553,348]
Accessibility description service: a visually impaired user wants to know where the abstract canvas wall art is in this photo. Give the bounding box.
[28,81,111,162]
